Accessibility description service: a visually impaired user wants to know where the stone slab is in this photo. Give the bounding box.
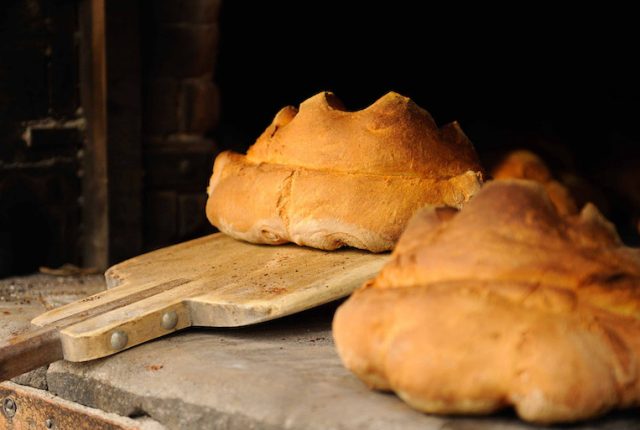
[0,274,105,390]
[1,275,638,429]
[0,274,106,342]
[45,304,639,430]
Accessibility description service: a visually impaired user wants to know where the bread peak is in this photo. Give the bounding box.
[247,91,483,178]
[206,91,483,252]
[333,179,640,423]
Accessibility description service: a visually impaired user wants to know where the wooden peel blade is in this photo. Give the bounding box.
[0,278,191,381]
[0,233,388,381]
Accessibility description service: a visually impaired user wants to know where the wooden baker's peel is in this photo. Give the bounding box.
[0,233,388,381]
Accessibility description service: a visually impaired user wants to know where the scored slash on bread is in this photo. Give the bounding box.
[333,180,640,423]
[206,91,484,252]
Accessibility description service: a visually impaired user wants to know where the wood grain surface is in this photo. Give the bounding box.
[31,233,388,362]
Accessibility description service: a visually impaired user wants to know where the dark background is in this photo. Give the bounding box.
[217,4,640,155]
[1,1,639,277]
[216,3,640,242]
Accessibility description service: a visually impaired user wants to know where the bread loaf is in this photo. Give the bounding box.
[333,180,640,423]
[206,91,483,251]
[492,149,578,215]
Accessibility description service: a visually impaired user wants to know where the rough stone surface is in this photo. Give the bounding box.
[141,0,220,251]
[180,79,220,132]
[143,79,220,135]
[144,191,178,247]
[2,275,638,429]
[177,192,208,238]
[0,274,106,389]
[0,274,106,340]
[45,304,638,430]
[142,136,215,189]
[144,79,180,134]
[147,23,218,79]
[11,365,48,390]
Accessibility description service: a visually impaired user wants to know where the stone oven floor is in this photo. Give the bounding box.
[0,274,637,430]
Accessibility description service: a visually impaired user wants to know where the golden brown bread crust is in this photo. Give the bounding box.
[206,92,484,251]
[492,149,578,215]
[333,180,640,423]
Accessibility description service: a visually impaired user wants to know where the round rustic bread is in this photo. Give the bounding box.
[492,149,578,215]
[333,180,640,423]
[206,91,483,252]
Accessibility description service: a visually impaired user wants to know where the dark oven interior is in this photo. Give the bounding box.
[1,1,638,276]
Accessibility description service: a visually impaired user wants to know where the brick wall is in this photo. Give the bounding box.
[0,0,222,275]
[0,0,82,276]
[141,0,220,250]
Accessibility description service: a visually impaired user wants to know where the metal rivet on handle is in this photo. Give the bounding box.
[110,330,128,350]
[161,310,178,330]
[2,397,16,418]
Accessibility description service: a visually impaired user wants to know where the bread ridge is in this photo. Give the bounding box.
[207,151,482,252]
[246,91,484,178]
[333,179,640,423]
[206,91,484,252]
[492,149,578,215]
